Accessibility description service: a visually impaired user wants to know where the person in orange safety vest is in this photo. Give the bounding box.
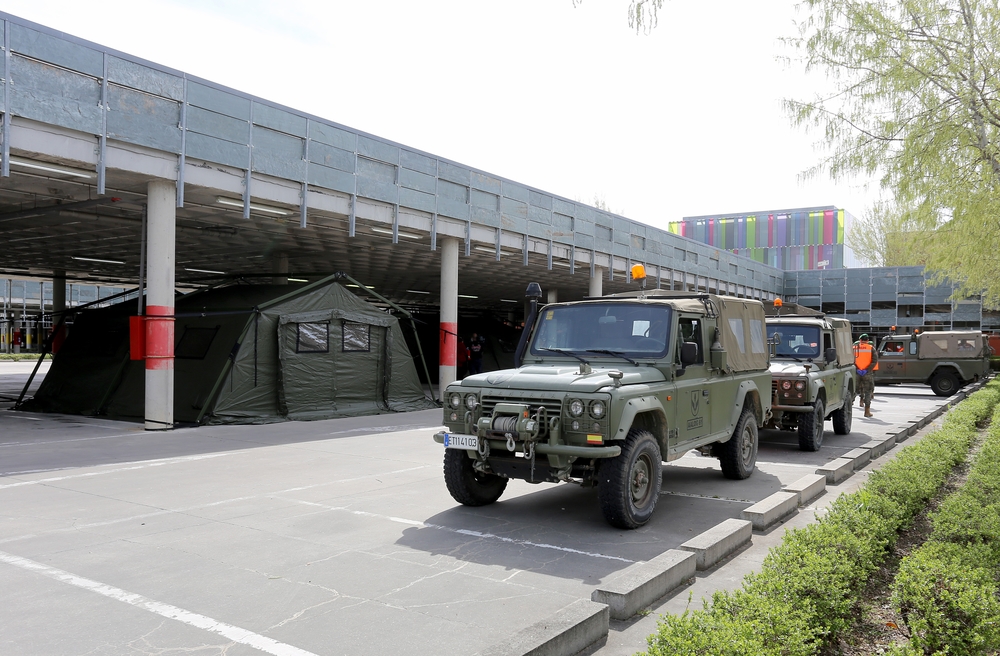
[853,334,878,417]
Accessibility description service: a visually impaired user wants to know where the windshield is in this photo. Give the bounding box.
[770,324,821,358]
[529,302,672,359]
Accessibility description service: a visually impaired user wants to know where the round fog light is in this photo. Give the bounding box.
[571,420,580,431]
[450,412,458,421]
[592,423,600,432]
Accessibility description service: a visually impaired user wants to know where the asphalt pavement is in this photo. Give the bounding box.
[0,362,957,656]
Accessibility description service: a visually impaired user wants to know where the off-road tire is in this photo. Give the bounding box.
[798,399,825,451]
[719,407,758,480]
[930,370,960,397]
[598,429,662,529]
[832,390,853,435]
[443,449,508,506]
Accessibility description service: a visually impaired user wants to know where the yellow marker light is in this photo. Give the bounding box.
[630,263,646,281]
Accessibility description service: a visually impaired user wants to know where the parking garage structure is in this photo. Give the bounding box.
[0,11,785,427]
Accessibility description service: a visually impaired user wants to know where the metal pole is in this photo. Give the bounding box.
[439,237,459,401]
[144,180,176,430]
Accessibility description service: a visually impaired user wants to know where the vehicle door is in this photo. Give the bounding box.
[820,330,843,409]
[672,315,711,447]
[878,339,908,381]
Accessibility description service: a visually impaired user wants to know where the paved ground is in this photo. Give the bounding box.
[0,361,953,656]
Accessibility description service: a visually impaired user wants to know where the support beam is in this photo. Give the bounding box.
[439,237,459,401]
[589,267,603,298]
[145,179,176,431]
[51,270,67,353]
[547,289,558,304]
[272,253,288,285]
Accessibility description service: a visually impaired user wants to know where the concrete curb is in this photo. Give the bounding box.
[591,549,696,620]
[841,447,872,469]
[816,457,854,484]
[679,518,752,571]
[740,490,798,531]
[783,473,826,506]
[480,599,609,656]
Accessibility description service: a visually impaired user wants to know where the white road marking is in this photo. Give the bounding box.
[0,453,232,489]
[287,500,637,564]
[0,550,319,656]
[661,490,754,504]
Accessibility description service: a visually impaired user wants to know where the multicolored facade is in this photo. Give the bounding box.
[668,206,860,271]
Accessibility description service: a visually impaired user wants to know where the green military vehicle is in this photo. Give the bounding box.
[433,278,772,529]
[762,303,857,451]
[875,330,991,396]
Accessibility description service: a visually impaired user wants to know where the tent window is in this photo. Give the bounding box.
[176,326,220,359]
[343,321,371,352]
[296,322,330,353]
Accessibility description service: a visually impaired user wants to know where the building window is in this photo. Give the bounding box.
[343,322,371,352]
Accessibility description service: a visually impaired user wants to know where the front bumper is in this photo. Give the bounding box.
[433,431,621,458]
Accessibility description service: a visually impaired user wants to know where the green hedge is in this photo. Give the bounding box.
[644,381,1000,656]
[0,353,50,361]
[890,401,1000,655]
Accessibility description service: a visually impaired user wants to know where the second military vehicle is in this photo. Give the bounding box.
[875,329,991,396]
[764,301,857,451]
[433,270,772,529]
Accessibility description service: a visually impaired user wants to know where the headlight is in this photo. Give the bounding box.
[794,381,806,391]
[781,380,792,390]
[568,399,585,417]
[449,392,462,409]
[465,394,479,410]
[590,400,606,418]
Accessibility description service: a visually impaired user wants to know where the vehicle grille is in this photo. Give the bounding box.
[480,395,563,436]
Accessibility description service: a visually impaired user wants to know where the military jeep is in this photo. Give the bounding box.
[763,302,856,451]
[875,330,991,396]
[433,280,772,529]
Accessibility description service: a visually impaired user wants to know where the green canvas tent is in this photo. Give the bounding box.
[22,277,435,424]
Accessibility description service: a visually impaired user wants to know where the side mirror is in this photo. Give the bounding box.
[825,348,837,364]
[680,342,698,366]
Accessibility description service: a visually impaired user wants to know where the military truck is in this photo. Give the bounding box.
[762,302,857,451]
[433,274,772,529]
[875,330,991,396]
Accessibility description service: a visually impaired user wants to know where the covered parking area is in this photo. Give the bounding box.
[0,11,782,429]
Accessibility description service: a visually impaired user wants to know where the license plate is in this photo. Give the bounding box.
[443,433,478,450]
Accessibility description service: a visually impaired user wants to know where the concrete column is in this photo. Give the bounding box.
[439,237,459,400]
[589,268,603,297]
[272,253,288,285]
[547,289,558,304]
[52,271,66,315]
[12,315,20,354]
[145,179,176,431]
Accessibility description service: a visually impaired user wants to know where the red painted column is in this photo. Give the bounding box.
[439,237,459,400]
[145,179,176,430]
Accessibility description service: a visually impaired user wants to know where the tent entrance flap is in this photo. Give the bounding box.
[278,317,388,420]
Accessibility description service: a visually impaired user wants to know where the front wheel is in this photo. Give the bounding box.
[598,429,662,529]
[719,407,758,480]
[930,371,959,397]
[443,449,508,506]
[798,399,825,451]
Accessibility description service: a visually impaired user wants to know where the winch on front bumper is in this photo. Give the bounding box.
[433,401,621,484]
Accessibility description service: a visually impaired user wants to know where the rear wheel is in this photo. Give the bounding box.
[832,390,853,435]
[443,449,507,506]
[930,370,959,397]
[719,407,758,480]
[798,399,825,451]
[598,429,662,529]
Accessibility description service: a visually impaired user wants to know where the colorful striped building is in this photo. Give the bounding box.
[668,206,862,271]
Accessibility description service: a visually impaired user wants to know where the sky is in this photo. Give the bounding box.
[3,0,881,232]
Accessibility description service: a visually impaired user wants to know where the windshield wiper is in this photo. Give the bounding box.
[539,347,591,365]
[585,349,640,366]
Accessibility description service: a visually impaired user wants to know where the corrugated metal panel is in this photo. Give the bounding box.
[870,309,897,324]
[187,81,250,121]
[471,189,498,210]
[574,233,594,249]
[553,198,576,217]
[107,56,183,101]
[398,167,435,195]
[107,85,182,153]
[437,179,467,202]
[311,122,356,151]
[11,24,102,77]
[307,163,355,194]
[252,102,307,138]
[438,161,470,186]
[185,132,249,169]
[595,225,612,243]
[357,135,397,164]
[471,171,501,195]
[10,55,102,134]
[400,149,435,176]
[529,190,552,210]
[552,212,572,231]
[898,276,924,293]
[472,205,500,227]
[356,157,396,203]
[186,105,249,144]
[502,196,528,221]
[500,214,527,233]
[574,217,594,236]
[437,196,469,221]
[252,126,306,181]
[308,141,354,173]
